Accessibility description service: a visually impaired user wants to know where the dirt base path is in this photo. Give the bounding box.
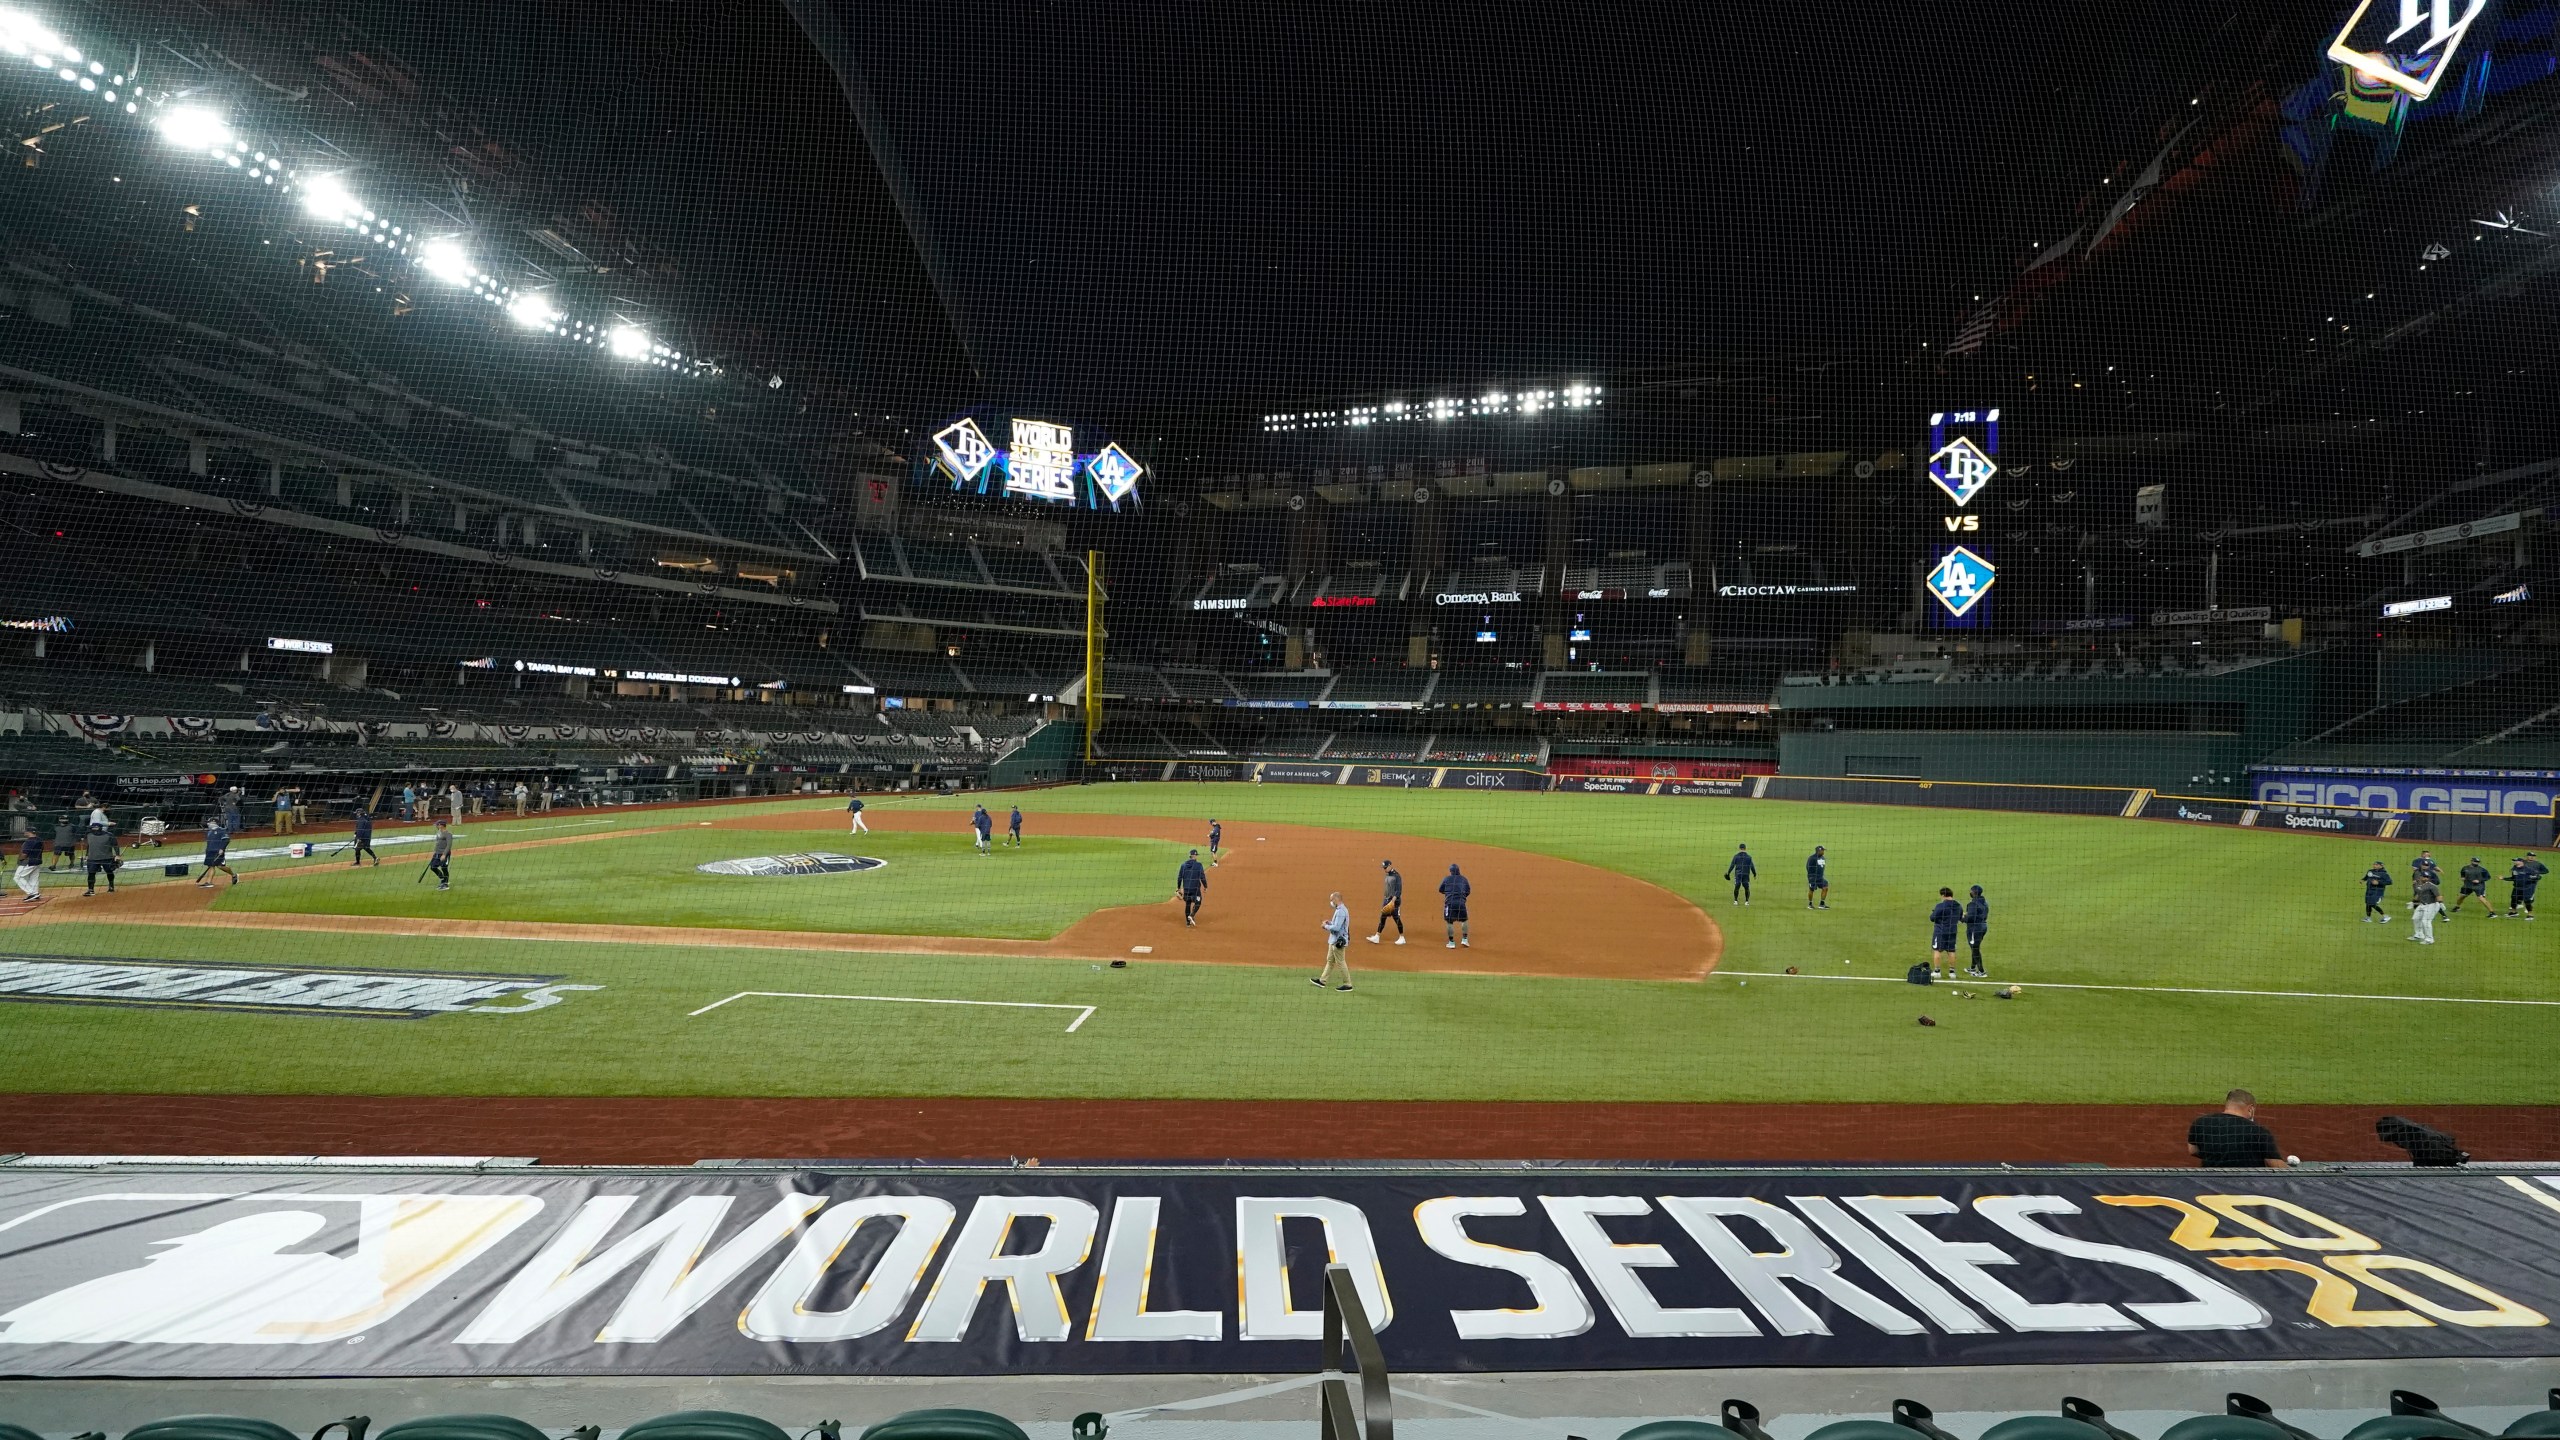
[5,1094,2554,1166]
[4,808,1721,983]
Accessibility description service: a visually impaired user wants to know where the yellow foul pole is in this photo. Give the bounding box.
[1082,548,1104,771]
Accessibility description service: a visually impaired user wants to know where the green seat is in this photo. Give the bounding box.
[622,1415,791,1440]
[126,1420,306,1440]
[1982,1420,2113,1440]
[378,1418,558,1440]
[2160,1419,2305,1440]
[1806,1425,1913,1440]
[1620,1425,1731,1440]
[2347,1393,2490,1440]
[2505,1400,2560,1440]
[858,1411,1029,1440]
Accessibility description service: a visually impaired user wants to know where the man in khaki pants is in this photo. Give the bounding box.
[1311,890,1354,992]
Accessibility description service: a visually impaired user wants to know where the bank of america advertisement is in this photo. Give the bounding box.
[4,1169,2560,1377]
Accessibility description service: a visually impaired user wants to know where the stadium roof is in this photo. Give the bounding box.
[789,0,2254,414]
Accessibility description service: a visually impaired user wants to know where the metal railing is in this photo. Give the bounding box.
[1318,1262,1393,1440]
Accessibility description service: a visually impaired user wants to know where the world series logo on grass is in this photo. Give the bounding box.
[696,853,887,877]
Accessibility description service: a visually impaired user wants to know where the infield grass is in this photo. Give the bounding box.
[3,784,2553,1105]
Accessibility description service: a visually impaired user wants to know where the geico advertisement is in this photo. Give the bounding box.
[3,1171,2558,1377]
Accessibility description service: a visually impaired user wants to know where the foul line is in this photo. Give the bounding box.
[689,990,1096,1032]
[1717,970,2560,1007]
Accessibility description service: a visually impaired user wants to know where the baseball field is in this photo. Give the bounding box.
[2,783,2553,1160]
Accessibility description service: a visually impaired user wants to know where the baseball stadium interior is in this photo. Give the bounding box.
[4,0,2560,1432]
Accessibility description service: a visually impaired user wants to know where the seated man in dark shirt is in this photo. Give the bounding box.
[2187,1088,2290,1169]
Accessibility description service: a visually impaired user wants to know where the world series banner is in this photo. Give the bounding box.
[4,1167,2560,1378]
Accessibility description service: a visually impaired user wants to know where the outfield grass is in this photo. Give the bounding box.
[3,785,2553,1105]
[216,828,1183,939]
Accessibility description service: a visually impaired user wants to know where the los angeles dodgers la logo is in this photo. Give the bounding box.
[1927,545,1997,619]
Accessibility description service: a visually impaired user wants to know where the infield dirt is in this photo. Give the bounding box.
[11,808,1721,982]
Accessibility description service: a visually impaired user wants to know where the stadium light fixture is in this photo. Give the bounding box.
[508,292,559,330]
[415,236,474,285]
[606,324,651,360]
[298,172,362,224]
[154,104,233,155]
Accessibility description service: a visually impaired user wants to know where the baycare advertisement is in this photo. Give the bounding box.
[5,1169,2560,1378]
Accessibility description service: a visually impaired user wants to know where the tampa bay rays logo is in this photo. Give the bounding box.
[1926,545,1997,618]
[1927,436,1997,507]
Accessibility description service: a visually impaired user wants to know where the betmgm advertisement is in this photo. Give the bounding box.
[1925,407,1999,630]
[6,1169,2560,1378]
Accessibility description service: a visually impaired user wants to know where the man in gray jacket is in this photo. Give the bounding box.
[1367,860,1405,945]
[81,823,120,896]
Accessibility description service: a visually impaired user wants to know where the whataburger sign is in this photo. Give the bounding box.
[3,1169,2559,1377]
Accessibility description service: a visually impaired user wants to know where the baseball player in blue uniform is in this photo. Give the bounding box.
[1440,863,1472,948]
[2361,861,2392,922]
[196,819,238,888]
[2497,851,2545,919]
[349,808,380,867]
[1007,805,1024,847]
[1805,845,1830,909]
[847,794,868,834]
[1962,885,1989,977]
[1928,887,1962,976]
[1176,848,1208,926]
[1207,819,1223,866]
[1723,843,1757,905]
[970,805,993,855]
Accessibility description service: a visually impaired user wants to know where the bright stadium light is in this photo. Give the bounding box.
[299,172,361,224]
[507,291,559,330]
[154,104,233,154]
[415,236,474,285]
[605,324,651,360]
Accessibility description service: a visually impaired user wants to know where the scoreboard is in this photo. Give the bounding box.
[1924,407,2000,628]
[925,414,1146,512]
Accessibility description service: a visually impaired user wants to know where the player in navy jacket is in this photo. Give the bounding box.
[1929,887,1962,974]
[1723,844,1757,905]
[1440,864,1472,949]
[2362,861,2393,922]
[1962,885,1989,977]
[1175,849,1209,926]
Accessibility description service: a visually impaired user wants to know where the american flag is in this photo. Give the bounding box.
[1947,300,2001,354]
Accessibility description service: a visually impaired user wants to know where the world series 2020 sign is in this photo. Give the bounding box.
[4,1167,2559,1378]
[928,416,1144,511]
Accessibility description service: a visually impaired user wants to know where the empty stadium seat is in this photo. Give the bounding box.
[2341,1394,2490,1440]
[2159,1395,2323,1440]
[124,1420,364,1440]
[1617,1399,1774,1440]
[619,1413,793,1440]
[377,1416,584,1440]
[1807,1401,1964,1440]
[857,1410,1029,1440]
[2502,1393,2560,1438]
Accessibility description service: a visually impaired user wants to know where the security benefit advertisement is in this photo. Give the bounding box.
[5,1169,2560,1378]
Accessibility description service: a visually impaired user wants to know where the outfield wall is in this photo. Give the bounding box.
[5,1161,2560,1382]
[1112,760,2558,844]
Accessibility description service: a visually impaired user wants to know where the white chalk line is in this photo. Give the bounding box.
[689,989,1096,1032]
[1717,969,2560,1008]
